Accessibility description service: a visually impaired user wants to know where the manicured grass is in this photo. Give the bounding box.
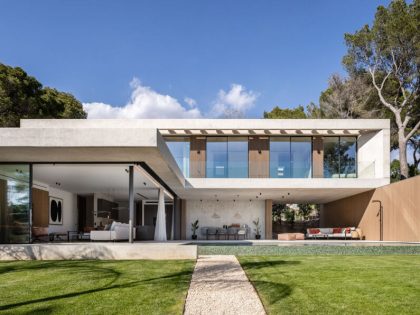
[239,255,420,315]
[0,260,194,315]
[198,244,420,256]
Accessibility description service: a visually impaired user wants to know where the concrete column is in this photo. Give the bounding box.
[180,200,187,240]
[128,165,134,243]
[173,196,180,240]
[265,199,273,240]
[154,188,167,241]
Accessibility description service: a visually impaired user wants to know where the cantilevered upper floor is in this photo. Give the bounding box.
[0,119,390,203]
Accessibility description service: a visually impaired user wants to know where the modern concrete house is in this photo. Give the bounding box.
[0,118,392,244]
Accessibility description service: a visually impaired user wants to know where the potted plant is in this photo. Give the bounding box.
[191,219,199,240]
[253,218,261,239]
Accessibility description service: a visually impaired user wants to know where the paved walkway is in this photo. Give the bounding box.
[184,255,266,315]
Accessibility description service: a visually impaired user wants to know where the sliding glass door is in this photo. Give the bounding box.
[0,164,31,243]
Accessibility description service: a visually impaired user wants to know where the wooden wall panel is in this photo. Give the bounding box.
[322,175,420,241]
[32,188,49,227]
[190,137,206,178]
[249,136,269,178]
[265,199,273,239]
[312,136,324,178]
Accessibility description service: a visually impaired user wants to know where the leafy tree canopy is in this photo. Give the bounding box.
[0,63,86,127]
[263,105,307,119]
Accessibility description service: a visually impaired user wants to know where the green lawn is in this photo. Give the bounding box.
[239,255,420,315]
[0,260,194,315]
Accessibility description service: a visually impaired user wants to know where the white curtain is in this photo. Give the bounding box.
[154,188,167,241]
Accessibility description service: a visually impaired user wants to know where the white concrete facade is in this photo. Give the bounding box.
[0,118,391,241]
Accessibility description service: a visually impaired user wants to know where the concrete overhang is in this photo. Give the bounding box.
[0,127,186,194]
[178,178,390,204]
[20,118,390,133]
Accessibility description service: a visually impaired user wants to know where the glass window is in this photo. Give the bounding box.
[323,137,340,178]
[206,137,228,178]
[0,164,30,244]
[340,137,357,178]
[165,137,190,177]
[291,137,312,178]
[323,137,357,178]
[270,137,290,178]
[228,137,248,178]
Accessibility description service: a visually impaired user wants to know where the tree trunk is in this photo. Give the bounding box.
[398,129,409,179]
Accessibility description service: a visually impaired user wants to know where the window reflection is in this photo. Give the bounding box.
[0,164,30,244]
[270,137,290,178]
[270,137,312,178]
[227,137,248,178]
[323,137,357,178]
[165,137,190,177]
[206,137,228,178]
[291,137,312,178]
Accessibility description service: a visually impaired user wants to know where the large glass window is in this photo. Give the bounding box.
[340,137,357,178]
[270,137,290,178]
[291,137,312,178]
[270,137,312,178]
[206,137,248,178]
[323,137,340,178]
[0,164,30,244]
[227,137,248,178]
[206,137,228,178]
[165,137,190,177]
[323,137,357,178]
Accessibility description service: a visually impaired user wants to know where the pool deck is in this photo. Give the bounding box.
[1,240,419,260]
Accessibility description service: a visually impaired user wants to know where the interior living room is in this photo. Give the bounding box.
[30,164,174,243]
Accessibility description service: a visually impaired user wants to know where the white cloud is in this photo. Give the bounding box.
[210,84,258,118]
[83,79,258,119]
[184,97,197,107]
[83,78,201,119]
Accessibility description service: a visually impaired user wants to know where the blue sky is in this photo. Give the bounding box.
[0,0,391,118]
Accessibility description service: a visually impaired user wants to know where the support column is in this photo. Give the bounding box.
[265,199,273,240]
[128,165,134,243]
[154,188,167,241]
[180,199,187,240]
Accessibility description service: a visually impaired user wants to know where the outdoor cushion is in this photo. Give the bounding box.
[332,228,342,234]
[308,228,320,234]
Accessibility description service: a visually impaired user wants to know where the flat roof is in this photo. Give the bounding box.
[20,118,390,131]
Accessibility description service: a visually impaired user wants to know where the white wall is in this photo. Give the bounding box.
[185,199,265,240]
[358,129,390,180]
[33,181,78,234]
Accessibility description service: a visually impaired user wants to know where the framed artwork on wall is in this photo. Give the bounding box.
[49,196,63,225]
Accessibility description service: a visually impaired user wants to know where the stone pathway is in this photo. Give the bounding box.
[184,255,266,315]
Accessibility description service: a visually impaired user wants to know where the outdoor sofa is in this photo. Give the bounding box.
[306,227,358,240]
[90,222,135,241]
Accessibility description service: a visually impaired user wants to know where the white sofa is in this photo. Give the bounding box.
[90,222,135,241]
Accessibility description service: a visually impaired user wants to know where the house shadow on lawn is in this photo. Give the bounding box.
[240,259,301,306]
[0,261,192,312]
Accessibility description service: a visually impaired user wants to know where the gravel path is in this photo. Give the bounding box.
[184,255,266,315]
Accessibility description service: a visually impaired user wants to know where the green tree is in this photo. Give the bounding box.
[263,105,307,119]
[343,0,420,179]
[297,204,312,221]
[0,63,86,127]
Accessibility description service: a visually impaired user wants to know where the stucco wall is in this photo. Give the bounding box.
[322,175,420,241]
[185,199,265,240]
